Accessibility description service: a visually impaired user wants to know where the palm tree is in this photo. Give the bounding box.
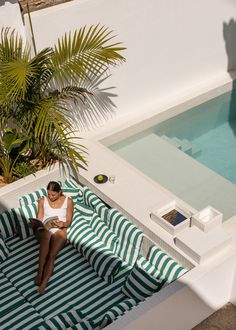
[0,26,125,182]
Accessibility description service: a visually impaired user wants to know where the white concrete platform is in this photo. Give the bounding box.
[175,226,232,264]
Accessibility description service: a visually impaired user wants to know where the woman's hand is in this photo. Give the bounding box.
[53,220,65,228]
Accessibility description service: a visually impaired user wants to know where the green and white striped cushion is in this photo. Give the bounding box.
[148,245,187,283]
[0,234,10,262]
[100,298,137,328]
[12,203,38,239]
[0,273,44,329]
[1,272,24,315]
[19,187,47,207]
[74,202,94,221]
[63,178,84,203]
[62,186,83,203]
[0,210,17,239]
[90,213,118,253]
[122,256,166,301]
[83,186,99,207]
[108,209,144,266]
[1,234,131,328]
[83,186,110,222]
[38,308,84,330]
[68,217,122,284]
[93,200,109,224]
[67,320,94,330]
[63,177,80,188]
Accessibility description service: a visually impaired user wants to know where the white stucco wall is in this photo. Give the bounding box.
[24,0,236,127]
[0,2,25,38]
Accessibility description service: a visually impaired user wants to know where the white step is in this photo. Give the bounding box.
[191,145,201,157]
[180,139,192,154]
[161,135,181,149]
[172,137,183,150]
[183,139,201,157]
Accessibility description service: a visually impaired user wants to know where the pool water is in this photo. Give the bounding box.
[109,89,236,220]
[193,121,236,184]
[153,90,236,184]
[111,89,236,185]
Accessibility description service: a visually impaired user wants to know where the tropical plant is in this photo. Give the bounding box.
[0,25,125,182]
[0,128,29,183]
[13,161,36,179]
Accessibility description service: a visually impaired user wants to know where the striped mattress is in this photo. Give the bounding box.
[0,235,135,329]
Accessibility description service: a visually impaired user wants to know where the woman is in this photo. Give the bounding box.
[34,181,74,294]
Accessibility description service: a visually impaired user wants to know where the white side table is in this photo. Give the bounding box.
[191,206,223,232]
[175,226,232,264]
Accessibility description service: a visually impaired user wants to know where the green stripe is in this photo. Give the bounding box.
[0,210,16,238]
[148,245,187,282]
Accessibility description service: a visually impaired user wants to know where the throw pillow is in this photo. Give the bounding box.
[108,209,144,266]
[0,233,10,263]
[12,203,38,239]
[67,217,122,284]
[82,186,110,222]
[90,213,118,253]
[0,209,17,239]
[61,186,83,203]
[100,298,137,328]
[83,186,100,207]
[122,256,166,301]
[73,201,94,221]
[19,187,47,207]
[93,199,110,224]
[148,245,187,283]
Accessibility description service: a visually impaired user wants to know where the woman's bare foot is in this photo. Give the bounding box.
[35,272,42,286]
[38,281,47,294]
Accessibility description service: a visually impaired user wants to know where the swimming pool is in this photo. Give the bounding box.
[109,89,236,220]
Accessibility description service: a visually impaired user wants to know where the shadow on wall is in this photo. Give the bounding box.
[223,18,236,136]
[0,201,9,213]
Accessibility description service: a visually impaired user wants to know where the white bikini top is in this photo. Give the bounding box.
[43,196,68,222]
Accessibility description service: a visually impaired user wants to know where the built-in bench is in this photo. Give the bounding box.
[0,179,189,329]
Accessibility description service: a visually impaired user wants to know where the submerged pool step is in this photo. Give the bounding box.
[161,135,201,157]
[161,135,182,149]
[180,139,193,155]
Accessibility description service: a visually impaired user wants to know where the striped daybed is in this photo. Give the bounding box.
[0,179,188,329]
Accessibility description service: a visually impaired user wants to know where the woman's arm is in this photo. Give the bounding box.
[37,197,45,220]
[55,197,74,228]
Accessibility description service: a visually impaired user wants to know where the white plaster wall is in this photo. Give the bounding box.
[0,166,61,211]
[108,254,236,330]
[0,2,25,38]
[25,0,236,126]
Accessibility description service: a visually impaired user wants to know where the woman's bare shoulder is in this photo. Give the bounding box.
[38,196,45,205]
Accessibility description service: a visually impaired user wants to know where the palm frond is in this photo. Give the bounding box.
[32,98,72,142]
[51,25,126,85]
[0,27,31,62]
[0,60,36,102]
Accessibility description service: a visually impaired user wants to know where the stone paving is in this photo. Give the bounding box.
[192,303,236,330]
[18,0,71,13]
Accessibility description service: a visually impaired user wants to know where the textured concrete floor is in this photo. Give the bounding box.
[192,303,236,330]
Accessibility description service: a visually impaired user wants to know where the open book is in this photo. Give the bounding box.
[29,216,59,231]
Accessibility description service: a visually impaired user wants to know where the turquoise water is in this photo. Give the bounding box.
[111,90,236,185]
[154,90,236,185]
[192,121,236,184]
[109,90,236,219]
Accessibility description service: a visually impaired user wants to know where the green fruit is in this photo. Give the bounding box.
[97,175,103,181]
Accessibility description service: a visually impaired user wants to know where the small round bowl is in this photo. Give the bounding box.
[93,174,108,184]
